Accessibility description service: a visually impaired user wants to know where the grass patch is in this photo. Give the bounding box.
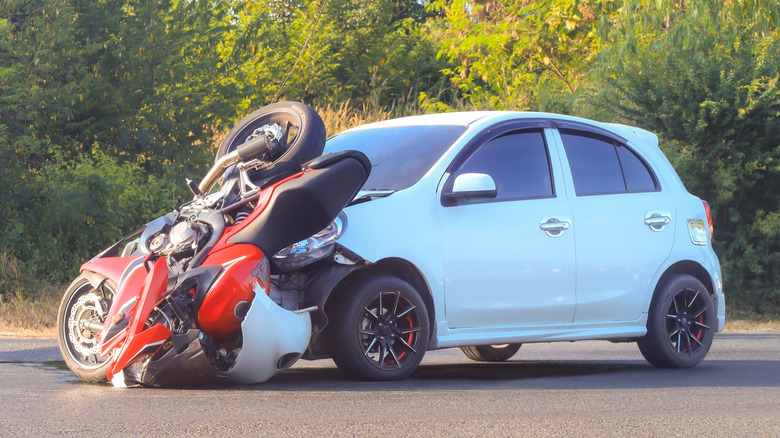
[0,282,60,338]
[0,252,60,337]
[722,320,780,334]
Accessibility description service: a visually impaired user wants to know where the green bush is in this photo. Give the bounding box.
[597,1,780,316]
[1,146,188,287]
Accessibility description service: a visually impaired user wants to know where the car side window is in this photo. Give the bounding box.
[455,130,554,201]
[560,131,658,196]
[616,145,657,192]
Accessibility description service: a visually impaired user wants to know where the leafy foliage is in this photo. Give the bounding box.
[423,0,613,111]
[598,0,780,314]
[0,0,777,316]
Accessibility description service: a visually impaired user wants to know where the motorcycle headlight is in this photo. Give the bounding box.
[272,212,347,270]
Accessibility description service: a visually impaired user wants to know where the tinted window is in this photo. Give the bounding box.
[561,133,625,195]
[561,132,658,196]
[456,130,553,201]
[324,125,467,191]
[617,145,657,192]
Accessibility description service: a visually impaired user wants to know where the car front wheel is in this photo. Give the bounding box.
[330,276,430,380]
[638,274,715,368]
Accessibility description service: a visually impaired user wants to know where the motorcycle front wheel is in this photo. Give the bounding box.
[215,101,326,181]
[57,275,115,382]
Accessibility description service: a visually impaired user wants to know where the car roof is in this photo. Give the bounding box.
[340,112,499,131]
[338,111,658,148]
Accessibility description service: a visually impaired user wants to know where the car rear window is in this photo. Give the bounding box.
[324,125,467,191]
[560,132,658,196]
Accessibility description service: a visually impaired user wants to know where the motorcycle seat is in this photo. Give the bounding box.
[227,150,371,257]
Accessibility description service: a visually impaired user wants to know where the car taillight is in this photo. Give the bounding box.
[702,200,714,237]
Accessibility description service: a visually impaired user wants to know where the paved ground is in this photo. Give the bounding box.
[1,334,778,437]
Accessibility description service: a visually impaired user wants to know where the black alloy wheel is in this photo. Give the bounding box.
[459,343,522,362]
[638,274,715,368]
[214,101,326,181]
[331,276,429,380]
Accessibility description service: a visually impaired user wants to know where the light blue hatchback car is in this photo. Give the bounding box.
[270,111,725,381]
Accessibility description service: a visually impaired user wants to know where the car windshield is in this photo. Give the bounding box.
[324,125,467,191]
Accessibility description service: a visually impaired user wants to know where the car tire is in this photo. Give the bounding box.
[459,344,521,362]
[57,275,115,382]
[638,274,715,368]
[330,276,430,381]
[215,101,326,180]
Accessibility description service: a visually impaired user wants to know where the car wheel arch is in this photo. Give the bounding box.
[650,260,716,311]
[323,257,436,347]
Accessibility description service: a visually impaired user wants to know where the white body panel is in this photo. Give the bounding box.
[225,284,312,384]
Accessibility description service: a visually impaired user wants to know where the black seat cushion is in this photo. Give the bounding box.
[227,150,370,256]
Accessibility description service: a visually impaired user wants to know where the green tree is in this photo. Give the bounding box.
[0,0,243,173]
[598,0,780,315]
[0,0,248,283]
[424,0,615,111]
[227,0,448,110]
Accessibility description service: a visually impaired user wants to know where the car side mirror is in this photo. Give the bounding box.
[444,173,497,205]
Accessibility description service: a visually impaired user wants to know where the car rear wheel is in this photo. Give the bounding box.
[459,344,521,362]
[638,274,715,368]
[330,276,429,380]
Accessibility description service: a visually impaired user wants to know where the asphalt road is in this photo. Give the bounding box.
[1,334,778,437]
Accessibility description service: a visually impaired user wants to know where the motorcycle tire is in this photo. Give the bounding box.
[57,274,115,382]
[215,101,326,181]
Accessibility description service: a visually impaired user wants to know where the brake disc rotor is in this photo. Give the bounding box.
[67,293,103,357]
[245,123,283,143]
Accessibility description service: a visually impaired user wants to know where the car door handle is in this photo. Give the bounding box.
[540,217,570,238]
[644,212,671,231]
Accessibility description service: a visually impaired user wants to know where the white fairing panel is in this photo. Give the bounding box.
[225,283,312,384]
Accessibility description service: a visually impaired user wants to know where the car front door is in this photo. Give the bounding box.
[436,126,576,328]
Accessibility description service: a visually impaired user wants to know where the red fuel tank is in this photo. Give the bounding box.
[199,244,269,340]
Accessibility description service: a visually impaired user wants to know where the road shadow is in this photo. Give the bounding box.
[35,356,780,392]
[22,333,780,391]
[234,358,780,392]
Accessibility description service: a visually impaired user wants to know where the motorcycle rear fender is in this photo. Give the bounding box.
[224,282,313,384]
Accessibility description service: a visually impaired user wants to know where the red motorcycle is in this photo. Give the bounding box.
[56,102,370,386]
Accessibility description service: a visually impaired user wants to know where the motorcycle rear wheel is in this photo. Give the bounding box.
[215,101,326,181]
[57,275,115,382]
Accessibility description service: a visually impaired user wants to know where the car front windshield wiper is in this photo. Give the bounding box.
[348,189,396,206]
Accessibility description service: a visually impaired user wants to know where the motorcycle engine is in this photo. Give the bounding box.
[148,220,211,273]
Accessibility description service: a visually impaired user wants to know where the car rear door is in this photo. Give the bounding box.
[436,124,576,328]
[550,127,676,323]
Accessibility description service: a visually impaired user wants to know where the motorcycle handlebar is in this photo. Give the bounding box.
[196,136,273,197]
